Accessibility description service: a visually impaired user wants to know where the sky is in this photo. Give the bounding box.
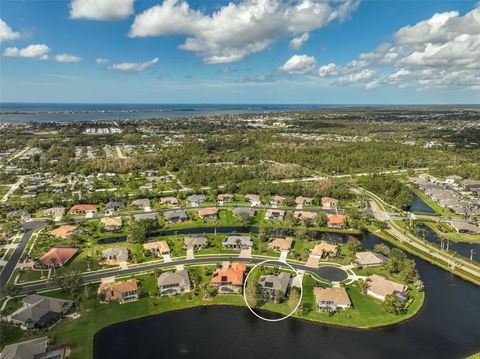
[0,0,479,104]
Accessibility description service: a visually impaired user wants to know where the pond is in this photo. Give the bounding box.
[415,223,480,262]
[94,232,480,359]
[408,192,435,214]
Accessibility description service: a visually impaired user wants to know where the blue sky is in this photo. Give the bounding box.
[0,0,479,104]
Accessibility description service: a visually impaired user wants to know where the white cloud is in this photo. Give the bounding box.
[53,53,82,63]
[279,54,316,75]
[289,32,310,50]
[96,57,109,64]
[365,80,380,90]
[129,0,360,63]
[336,69,375,85]
[318,63,338,77]
[0,19,20,41]
[3,44,50,59]
[316,4,480,90]
[69,0,136,20]
[109,57,159,72]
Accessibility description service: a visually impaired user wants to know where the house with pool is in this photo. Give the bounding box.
[211,263,247,294]
[157,270,191,296]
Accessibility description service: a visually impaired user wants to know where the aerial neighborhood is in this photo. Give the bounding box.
[1,109,479,359]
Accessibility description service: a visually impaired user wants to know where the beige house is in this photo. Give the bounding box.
[310,241,338,258]
[321,197,338,209]
[314,287,351,310]
[265,209,285,220]
[294,210,317,221]
[160,196,179,206]
[100,216,123,231]
[355,251,386,268]
[143,240,170,256]
[295,196,313,206]
[367,274,407,301]
[102,247,129,265]
[98,279,139,304]
[268,237,293,251]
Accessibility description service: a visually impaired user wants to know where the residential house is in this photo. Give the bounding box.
[1,337,67,359]
[445,175,463,185]
[310,241,338,258]
[105,201,125,215]
[164,209,188,223]
[102,247,129,264]
[133,213,157,222]
[211,263,247,294]
[98,279,139,304]
[6,210,31,222]
[259,272,291,302]
[160,196,179,206]
[314,287,351,310]
[187,194,207,207]
[198,207,219,221]
[294,210,317,222]
[100,217,123,231]
[217,193,234,204]
[36,246,78,268]
[234,207,256,219]
[131,198,150,210]
[270,195,286,208]
[157,270,191,296]
[223,235,253,250]
[355,251,386,268]
[295,196,313,207]
[7,294,73,329]
[265,209,285,220]
[327,214,347,229]
[321,197,338,209]
[143,240,170,256]
[268,237,293,252]
[183,236,208,250]
[49,225,78,239]
[43,206,65,218]
[69,204,97,216]
[366,274,408,302]
[245,194,261,206]
[450,219,480,234]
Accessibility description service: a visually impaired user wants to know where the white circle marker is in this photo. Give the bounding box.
[243,259,303,322]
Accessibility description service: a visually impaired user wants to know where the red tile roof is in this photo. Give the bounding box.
[70,204,96,213]
[38,247,78,266]
[327,214,347,225]
[211,263,246,286]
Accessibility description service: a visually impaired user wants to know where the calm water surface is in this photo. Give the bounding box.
[94,233,480,359]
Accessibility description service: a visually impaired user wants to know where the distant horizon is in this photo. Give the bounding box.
[1,102,479,107]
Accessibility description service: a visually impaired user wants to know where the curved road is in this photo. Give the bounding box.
[18,256,348,294]
[0,221,45,289]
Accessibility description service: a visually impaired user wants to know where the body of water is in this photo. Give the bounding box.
[416,223,480,262]
[0,103,336,123]
[408,192,436,214]
[94,232,480,359]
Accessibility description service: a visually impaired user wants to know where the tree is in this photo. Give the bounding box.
[56,271,83,296]
[345,236,362,254]
[1,283,19,298]
[128,220,147,243]
[315,212,328,227]
[385,248,408,274]
[373,243,390,256]
[238,211,252,225]
[297,302,312,316]
[382,294,405,314]
[399,259,419,284]
[376,221,390,230]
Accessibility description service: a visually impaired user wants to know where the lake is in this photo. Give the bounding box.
[408,192,435,214]
[94,232,480,359]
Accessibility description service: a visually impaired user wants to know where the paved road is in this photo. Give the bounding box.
[18,257,347,294]
[0,221,45,289]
